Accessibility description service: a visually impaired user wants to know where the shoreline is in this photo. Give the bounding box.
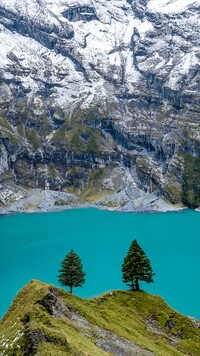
[0,188,187,216]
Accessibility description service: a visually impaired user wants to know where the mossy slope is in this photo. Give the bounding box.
[0,280,199,355]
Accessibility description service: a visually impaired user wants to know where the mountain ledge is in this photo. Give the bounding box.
[0,280,200,355]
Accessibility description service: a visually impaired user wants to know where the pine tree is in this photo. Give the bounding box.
[122,239,155,291]
[58,249,86,294]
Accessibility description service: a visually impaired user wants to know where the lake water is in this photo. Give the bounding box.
[0,208,199,320]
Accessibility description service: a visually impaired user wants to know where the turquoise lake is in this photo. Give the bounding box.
[0,208,199,319]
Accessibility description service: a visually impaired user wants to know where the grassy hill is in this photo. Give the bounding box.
[0,280,199,355]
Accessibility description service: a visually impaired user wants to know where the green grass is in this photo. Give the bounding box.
[164,182,182,204]
[26,128,41,150]
[17,123,26,137]
[0,131,19,144]
[0,280,199,356]
[51,121,102,154]
[70,106,104,123]
[48,163,58,180]
[0,117,14,131]
[0,117,20,144]
[51,123,68,143]
[78,167,113,202]
[67,126,101,154]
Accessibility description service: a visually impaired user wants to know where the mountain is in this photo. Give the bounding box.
[0,280,200,355]
[0,0,199,213]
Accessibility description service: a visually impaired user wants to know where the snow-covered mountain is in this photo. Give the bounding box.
[0,0,199,212]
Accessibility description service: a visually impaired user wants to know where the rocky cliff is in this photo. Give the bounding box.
[0,0,199,212]
[0,280,200,355]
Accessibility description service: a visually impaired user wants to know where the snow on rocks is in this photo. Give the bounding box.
[0,0,199,212]
[147,0,199,14]
[0,0,197,113]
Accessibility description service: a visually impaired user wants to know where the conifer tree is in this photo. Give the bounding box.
[122,239,155,291]
[58,249,85,294]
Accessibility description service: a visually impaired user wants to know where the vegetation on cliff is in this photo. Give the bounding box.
[182,153,200,208]
[0,280,199,355]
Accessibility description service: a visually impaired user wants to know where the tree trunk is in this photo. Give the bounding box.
[135,278,139,291]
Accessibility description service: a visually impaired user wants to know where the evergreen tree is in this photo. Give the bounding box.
[58,249,85,294]
[122,239,155,291]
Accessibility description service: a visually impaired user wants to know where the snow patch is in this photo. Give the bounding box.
[148,0,199,14]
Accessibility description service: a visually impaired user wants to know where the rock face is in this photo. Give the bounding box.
[0,0,199,211]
